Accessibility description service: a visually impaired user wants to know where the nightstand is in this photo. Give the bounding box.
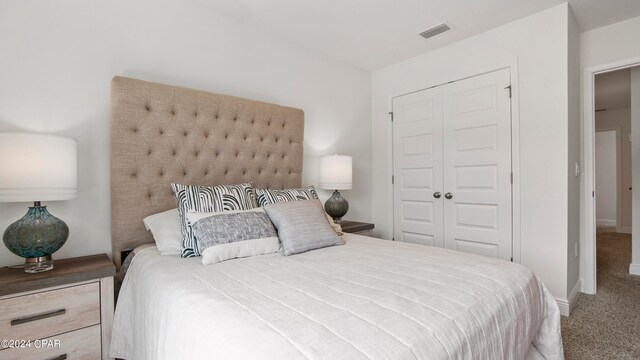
[0,254,116,360]
[340,220,375,236]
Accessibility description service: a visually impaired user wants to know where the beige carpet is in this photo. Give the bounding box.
[561,228,640,359]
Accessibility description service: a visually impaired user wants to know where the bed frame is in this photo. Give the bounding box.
[110,76,304,267]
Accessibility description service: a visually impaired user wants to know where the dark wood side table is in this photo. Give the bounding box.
[340,220,375,236]
[0,254,116,360]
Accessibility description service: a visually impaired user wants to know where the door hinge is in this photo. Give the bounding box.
[505,85,512,98]
[510,257,513,262]
[392,237,395,241]
[389,111,394,122]
[510,172,513,184]
[592,190,595,197]
[392,175,395,184]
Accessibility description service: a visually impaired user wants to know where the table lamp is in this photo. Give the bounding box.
[319,154,352,224]
[0,133,77,273]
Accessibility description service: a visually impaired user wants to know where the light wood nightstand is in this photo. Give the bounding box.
[340,220,375,236]
[0,254,116,360]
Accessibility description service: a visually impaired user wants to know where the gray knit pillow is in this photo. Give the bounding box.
[264,199,344,255]
[187,208,280,265]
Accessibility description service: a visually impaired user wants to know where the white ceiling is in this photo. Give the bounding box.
[195,0,640,70]
[595,68,631,111]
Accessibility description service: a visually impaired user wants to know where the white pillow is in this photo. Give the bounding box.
[325,213,343,236]
[143,208,182,255]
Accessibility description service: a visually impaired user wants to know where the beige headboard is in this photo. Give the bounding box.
[110,76,304,266]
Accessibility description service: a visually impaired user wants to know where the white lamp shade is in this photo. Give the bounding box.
[319,155,352,190]
[0,133,77,202]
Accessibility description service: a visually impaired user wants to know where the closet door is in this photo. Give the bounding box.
[392,87,444,246]
[442,69,512,260]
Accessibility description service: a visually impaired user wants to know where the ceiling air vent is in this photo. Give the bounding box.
[419,22,452,40]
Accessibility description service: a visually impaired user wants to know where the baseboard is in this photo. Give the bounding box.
[617,226,632,234]
[596,219,616,227]
[630,263,640,276]
[556,298,570,317]
[556,280,582,316]
[568,280,581,313]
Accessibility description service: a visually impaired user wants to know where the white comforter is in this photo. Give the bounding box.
[111,235,563,360]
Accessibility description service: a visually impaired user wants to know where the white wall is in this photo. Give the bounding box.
[0,0,371,266]
[595,131,617,226]
[581,16,640,69]
[581,15,640,277]
[596,108,632,232]
[632,68,640,275]
[372,4,573,303]
[567,9,581,305]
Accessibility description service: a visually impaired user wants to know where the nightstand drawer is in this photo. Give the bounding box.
[0,324,101,360]
[0,282,100,346]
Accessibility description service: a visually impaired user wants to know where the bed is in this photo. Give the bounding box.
[109,76,563,359]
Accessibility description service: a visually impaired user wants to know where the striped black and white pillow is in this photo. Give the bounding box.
[171,182,258,257]
[255,185,319,207]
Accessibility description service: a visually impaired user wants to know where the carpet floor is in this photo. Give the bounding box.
[561,228,640,359]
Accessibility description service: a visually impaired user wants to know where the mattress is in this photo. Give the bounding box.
[111,234,563,359]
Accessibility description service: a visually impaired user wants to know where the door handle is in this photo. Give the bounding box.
[433,192,442,199]
[444,192,453,200]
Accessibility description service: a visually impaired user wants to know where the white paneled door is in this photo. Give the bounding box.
[442,69,512,259]
[393,69,513,260]
[392,87,444,246]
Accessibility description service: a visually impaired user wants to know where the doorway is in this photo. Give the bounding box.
[583,62,639,294]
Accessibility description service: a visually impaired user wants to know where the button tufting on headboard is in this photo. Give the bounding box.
[110,76,304,268]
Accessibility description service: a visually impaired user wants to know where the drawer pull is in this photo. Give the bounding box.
[47,354,67,360]
[10,309,66,326]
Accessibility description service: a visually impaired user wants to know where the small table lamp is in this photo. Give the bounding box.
[0,133,77,273]
[319,154,352,224]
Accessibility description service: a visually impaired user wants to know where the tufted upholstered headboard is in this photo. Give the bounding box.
[110,76,304,267]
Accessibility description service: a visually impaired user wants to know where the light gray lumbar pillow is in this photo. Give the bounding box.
[264,199,345,256]
[187,208,280,265]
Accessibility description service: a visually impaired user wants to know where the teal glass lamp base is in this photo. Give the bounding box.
[3,202,69,273]
[25,255,54,273]
[324,190,349,224]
